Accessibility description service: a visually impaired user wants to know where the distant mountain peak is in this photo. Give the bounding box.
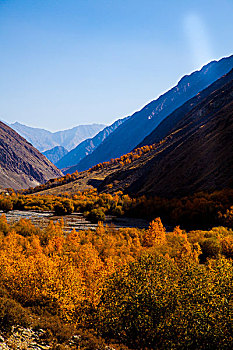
[9,122,106,152]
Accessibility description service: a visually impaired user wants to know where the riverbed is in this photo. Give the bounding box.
[1,210,149,232]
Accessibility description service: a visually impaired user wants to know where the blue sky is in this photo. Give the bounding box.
[0,0,232,131]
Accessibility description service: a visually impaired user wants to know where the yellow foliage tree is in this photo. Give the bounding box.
[143,217,166,247]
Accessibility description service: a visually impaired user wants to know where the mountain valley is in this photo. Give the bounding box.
[2,2,233,349]
[29,63,233,200]
[0,58,233,350]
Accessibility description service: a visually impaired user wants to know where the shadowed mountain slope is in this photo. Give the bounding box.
[57,117,129,170]
[99,69,233,197]
[138,66,233,148]
[0,122,63,189]
[43,146,68,164]
[69,55,233,173]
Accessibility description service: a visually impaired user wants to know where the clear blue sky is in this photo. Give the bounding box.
[0,0,232,131]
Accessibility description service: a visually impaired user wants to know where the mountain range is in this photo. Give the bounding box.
[60,54,233,173]
[56,117,129,169]
[99,68,233,197]
[0,122,63,189]
[8,122,106,152]
[30,55,233,199]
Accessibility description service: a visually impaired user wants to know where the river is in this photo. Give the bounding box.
[1,210,149,232]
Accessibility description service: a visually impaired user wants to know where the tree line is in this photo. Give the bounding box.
[1,188,233,229]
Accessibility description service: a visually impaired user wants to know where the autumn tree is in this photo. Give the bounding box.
[143,217,166,247]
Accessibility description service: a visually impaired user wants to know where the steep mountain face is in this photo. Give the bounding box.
[57,117,129,170]
[9,122,106,152]
[70,55,233,172]
[138,67,233,147]
[100,69,233,198]
[43,146,68,164]
[0,122,63,190]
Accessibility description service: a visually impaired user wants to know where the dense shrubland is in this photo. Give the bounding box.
[1,188,233,229]
[0,190,130,223]
[1,213,233,348]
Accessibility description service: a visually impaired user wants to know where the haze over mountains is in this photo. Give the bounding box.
[61,54,233,173]
[9,122,105,152]
[0,122,63,189]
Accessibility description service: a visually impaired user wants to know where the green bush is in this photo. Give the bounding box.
[200,237,222,260]
[54,200,74,216]
[96,255,233,349]
[86,208,106,223]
